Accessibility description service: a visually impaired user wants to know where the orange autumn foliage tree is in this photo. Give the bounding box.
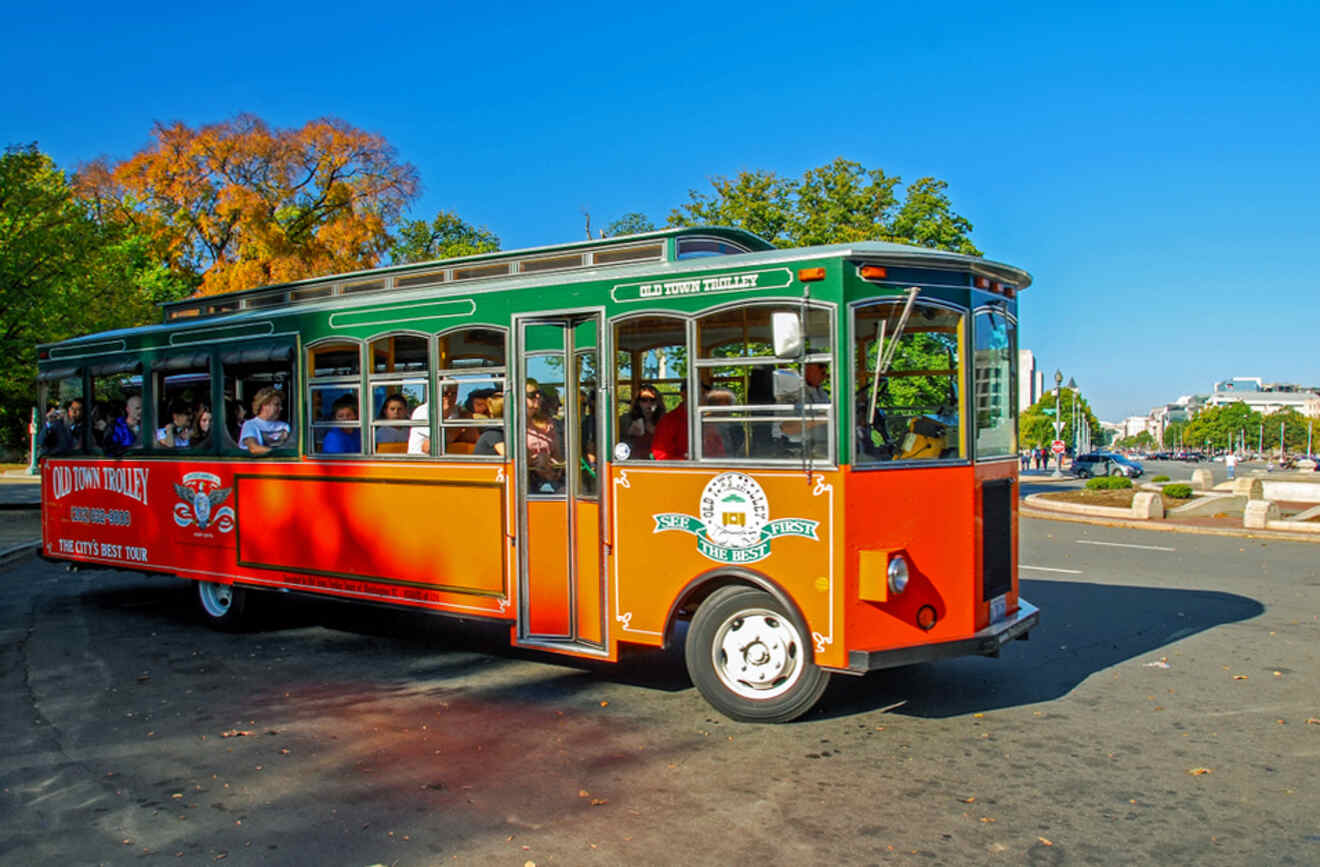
[77,114,420,296]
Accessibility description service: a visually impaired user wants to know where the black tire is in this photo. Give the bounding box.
[196,580,251,631]
[1109,466,1125,477]
[684,585,830,723]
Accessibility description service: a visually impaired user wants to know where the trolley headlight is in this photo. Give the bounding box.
[887,555,910,595]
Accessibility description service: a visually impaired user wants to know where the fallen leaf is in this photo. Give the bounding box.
[1233,675,1248,680]
[1306,718,1320,725]
[590,798,608,806]
[1188,767,1213,775]
[579,789,590,798]
[979,816,996,823]
[960,796,975,803]
[600,701,608,707]
[220,730,253,738]
[1038,837,1053,846]
[1273,671,1282,677]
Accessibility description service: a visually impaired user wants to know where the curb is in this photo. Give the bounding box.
[1020,507,1320,544]
[0,540,41,566]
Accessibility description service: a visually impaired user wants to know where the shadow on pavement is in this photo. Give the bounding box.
[72,571,1264,722]
[812,578,1264,720]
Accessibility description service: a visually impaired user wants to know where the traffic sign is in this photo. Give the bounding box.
[1051,440,1066,455]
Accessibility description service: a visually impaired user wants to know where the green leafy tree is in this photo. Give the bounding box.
[1117,431,1156,449]
[668,158,981,254]
[602,212,656,237]
[389,210,500,264]
[668,169,797,245]
[1019,387,1100,449]
[1184,402,1260,452]
[0,145,189,449]
[1261,407,1310,452]
[1162,418,1189,450]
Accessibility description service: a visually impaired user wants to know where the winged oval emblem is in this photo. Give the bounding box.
[172,472,235,533]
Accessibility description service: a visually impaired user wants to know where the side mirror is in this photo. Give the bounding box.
[772,312,804,358]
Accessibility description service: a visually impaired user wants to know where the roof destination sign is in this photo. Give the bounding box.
[611,267,793,304]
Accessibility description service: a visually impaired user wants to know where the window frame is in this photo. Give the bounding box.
[305,336,365,457]
[433,324,509,460]
[218,339,299,458]
[609,298,838,467]
[848,295,971,470]
[366,330,430,457]
[150,351,217,455]
[88,355,148,458]
[971,302,1019,462]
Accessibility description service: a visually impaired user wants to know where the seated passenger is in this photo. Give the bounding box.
[375,393,411,444]
[619,383,664,459]
[238,387,290,455]
[193,403,213,446]
[321,395,361,454]
[155,398,195,448]
[40,398,86,457]
[104,395,143,455]
[703,388,739,457]
[525,381,564,491]
[473,392,507,457]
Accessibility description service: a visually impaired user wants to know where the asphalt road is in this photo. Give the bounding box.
[1,517,1317,865]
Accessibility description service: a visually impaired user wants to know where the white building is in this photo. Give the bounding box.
[1018,349,1038,413]
[1205,378,1320,418]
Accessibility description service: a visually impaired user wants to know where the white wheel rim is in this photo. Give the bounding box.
[710,607,805,701]
[198,582,233,618]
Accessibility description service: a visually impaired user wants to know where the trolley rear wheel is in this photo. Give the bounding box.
[196,580,250,631]
[684,586,830,723]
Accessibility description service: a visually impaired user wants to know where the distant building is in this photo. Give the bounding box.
[1018,349,1038,412]
[1205,377,1320,417]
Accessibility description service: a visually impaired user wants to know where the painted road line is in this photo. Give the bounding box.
[1020,564,1083,574]
[1076,539,1176,552]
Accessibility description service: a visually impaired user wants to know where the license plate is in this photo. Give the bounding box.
[989,594,1007,623]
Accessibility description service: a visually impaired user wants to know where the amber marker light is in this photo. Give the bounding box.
[859,265,887,280]
[916,605,938,631]
[798,267,826,282]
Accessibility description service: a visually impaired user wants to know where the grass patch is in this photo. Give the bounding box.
[1084,476,1133,491]
[1151,475,1170,483]
[1038,488,1191,511]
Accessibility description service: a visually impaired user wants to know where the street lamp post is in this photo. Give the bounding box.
[1067,377,1078,455]
[1051,370,1064,478]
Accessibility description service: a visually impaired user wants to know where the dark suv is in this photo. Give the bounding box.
[1072,452,1144,479]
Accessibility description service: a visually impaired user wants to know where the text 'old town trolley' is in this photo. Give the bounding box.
[36,226,1038,721]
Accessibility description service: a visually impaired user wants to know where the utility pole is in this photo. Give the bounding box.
[1052,370,1064,478]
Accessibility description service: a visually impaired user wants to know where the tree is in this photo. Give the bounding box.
[389,210,499,264]
[668,158,981,254]
[1019,387,1100,450]
[0,145,187,449]
[668,169,798,246]
[78,114,420,296]
[1183,402,1260,452]
[602,212,656,237]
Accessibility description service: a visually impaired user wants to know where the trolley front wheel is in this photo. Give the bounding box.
[684,585,830,723]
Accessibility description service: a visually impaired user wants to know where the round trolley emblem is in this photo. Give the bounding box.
[652,472,819,564]
[172,472,235,533]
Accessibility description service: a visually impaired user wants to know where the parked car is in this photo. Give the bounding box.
[1072,451,1145,479]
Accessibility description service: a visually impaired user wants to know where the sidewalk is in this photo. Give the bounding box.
[1022,500,1320,543]
[0,473,41,508]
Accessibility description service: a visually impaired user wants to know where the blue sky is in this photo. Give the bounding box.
[5,0,1317,421]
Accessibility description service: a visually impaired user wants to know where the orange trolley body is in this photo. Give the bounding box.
[37,227,1038,722]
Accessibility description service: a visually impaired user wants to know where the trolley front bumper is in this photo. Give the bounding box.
[845,599,1040,673]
